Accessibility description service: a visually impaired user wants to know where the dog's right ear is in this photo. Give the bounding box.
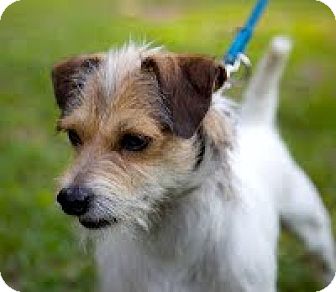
[51,54,104,111]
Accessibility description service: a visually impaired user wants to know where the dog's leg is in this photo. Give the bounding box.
[280,164,336,283]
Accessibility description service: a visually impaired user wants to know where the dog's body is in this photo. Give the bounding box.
[52,37,335,292]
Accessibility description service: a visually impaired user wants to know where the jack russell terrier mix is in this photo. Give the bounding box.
[52,36,335,292]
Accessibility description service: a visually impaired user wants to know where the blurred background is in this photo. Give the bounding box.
[0,0,335,291]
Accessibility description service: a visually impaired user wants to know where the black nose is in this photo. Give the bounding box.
[57,186,92,216]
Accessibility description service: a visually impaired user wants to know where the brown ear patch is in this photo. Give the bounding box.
[51,53,104,111]
[141,54,226,139]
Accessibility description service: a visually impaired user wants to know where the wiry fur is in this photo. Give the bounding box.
[52,37,335,292]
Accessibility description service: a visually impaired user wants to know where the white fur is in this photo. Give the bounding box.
[93,37,335,292]
[101,42,162,98]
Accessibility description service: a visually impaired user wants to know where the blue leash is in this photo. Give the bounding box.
[224,0,269,66]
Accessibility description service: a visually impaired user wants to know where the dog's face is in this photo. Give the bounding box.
[51,45,226,230]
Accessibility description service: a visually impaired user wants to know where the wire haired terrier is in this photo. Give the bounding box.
[51,36,335,292]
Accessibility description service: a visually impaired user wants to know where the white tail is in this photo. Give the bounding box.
[241,36,292,126]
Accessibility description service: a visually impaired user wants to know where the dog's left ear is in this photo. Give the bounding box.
[51,54,104,112]
[141,54,226,138]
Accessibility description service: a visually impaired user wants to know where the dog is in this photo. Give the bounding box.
[51,36,335,292]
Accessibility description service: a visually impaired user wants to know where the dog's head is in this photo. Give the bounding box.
[51,45,227,230]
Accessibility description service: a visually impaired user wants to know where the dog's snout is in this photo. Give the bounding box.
[57,186,93,216]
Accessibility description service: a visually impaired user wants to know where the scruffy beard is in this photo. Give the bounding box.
[75,175,183,234]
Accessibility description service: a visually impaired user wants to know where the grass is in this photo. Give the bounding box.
[0,0,335,291]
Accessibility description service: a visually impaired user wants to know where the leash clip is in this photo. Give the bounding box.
[224,53,252,89]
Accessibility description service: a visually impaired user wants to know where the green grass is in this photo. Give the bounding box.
[0,0,335,291]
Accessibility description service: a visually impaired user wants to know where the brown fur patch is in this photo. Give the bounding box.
[52,53,105,111]
[141,53,226,138]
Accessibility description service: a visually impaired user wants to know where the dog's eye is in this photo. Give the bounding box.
[67,129,82,147]
[120,134,151,151]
